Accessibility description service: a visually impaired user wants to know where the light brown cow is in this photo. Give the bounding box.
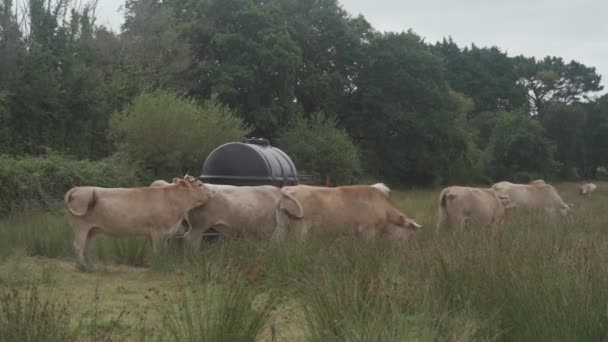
[65,176,214,265]
[183,185,284,249]
[491,181,573,216]
[436,186,510,231]
[580,183,597,197]
[276,184,422,242]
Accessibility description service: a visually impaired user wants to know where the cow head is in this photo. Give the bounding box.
[399,215,423,231]
[498,194,515,209]
[177,177,215,207]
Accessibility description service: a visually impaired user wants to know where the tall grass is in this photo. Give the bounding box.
[0,183,607,340]
[0,285,73,342]
[151,269,275,342]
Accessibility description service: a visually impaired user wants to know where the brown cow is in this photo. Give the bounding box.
[65,176,214,265]
[276,184,422,242]
[436,186,511,231]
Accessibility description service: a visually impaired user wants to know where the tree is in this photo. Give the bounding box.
[583,94,608,178]
[121,0,193,89]
[167,0,303,138]
[541,103,586,178]
[514,56,603,118]
[278,0,372,117]
[278,112,360,185]
[109,90,251,180]
[485,111,558,182]
[434,38,528,114]
[348,31,480,185]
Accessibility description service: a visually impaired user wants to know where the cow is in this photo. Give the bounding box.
[491,181,573,216]
[275,184,422,242]
[529,179,546,185]
[436,186,510,232]
[65,176,214,265]
[183,185,284,249]
[580,183,597,197]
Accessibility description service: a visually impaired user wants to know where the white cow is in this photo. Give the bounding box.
[580,183,597,197]
[491,181,573,216]
[65,176,214,265]
[183,185,284,249]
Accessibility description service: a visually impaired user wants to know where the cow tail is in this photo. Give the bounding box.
[65,188,96,216]
[437,189,452,231]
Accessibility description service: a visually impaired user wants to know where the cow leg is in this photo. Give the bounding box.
[292,222,310,242]
[73,226,93,266]
[184,228,205,250]
[150,232,168,254]
[359,226,377,241]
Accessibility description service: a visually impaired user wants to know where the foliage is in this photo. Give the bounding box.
[584,94,608,178]
[434,38,528,114]
[0,152,139,215]
[541,103,586,179]
[348,32,481,185]
[514,55,604,117]
[279,112,360,185]
[109,90,250,181]
[485,111,558,182]
[0,0,606,184]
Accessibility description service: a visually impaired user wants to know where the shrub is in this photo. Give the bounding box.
[109,90,251,181]
[485,111,559,182]
[278,112,360,185]
[0,152,139,215]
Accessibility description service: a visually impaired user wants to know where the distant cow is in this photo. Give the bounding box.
[65,176,214,265]
[491,181,573,216]
[276,184,422,242]
[436,186,510,231]
[580,183,597,197]
[183,185,284,249]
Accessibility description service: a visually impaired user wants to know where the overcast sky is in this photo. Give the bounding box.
[94,0,607,92]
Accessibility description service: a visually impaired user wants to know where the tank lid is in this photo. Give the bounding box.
[244,137,270,146]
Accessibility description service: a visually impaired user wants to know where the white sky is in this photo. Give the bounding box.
[93,0,607,92]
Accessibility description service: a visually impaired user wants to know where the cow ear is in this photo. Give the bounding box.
[279,190,303,218]
[177,179,187,186]
[172,178,180,184]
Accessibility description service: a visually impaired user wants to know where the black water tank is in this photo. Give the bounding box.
[199,138,298,187]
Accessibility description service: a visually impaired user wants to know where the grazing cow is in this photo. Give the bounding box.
[580,183,597,197]
[65,176,214,265]
[183,185,284,249]
[491,181,573,216]
[276,184,422,242]
[436,186,510,231]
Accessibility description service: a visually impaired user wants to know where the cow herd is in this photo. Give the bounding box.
[63,176,598,266]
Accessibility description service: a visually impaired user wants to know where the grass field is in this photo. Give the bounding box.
[1,182,607,341]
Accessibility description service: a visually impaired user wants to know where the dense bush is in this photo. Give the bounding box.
[109,90,251,181]
[279,112,360,185]
[0,152,139,215]
[485,111,559,182]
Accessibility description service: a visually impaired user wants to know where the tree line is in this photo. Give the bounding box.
[0,0,606,186]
